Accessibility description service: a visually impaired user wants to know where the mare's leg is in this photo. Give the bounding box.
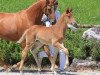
[53,42,69,69]
[0,58,9,71]
[10,42,26,70]
[30,41,43,71]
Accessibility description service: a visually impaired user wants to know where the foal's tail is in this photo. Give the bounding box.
[17,30,28,43]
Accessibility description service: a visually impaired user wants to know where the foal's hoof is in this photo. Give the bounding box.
[50,67,54,71]
[7,66,16,72]
[55,65,58,69]
[50,65,58,71]
[38,68,41,72]
[6,68,12,72]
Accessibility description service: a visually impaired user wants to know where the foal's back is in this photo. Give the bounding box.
[27,25,55,43]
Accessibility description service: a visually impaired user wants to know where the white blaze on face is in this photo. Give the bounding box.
[67,24,77,31]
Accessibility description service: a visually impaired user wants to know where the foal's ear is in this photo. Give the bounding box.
[66,8,70,14]
[66,8,72,14]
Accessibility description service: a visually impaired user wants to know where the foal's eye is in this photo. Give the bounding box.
[68,16,71,18]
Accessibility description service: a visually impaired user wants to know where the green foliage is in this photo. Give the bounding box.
[58,0,100,25]
[0,39,21,64]
[64,28,87,59]
[91,43,100,61]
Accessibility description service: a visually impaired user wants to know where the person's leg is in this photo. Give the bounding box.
[30,41,44,71]
[59,43,66,71]
[59,50,66,71]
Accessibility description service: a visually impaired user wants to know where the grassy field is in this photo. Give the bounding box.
[0,0,100,25]
[0,0,100,64]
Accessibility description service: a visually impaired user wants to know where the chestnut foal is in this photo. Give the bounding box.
[17,8,78,72]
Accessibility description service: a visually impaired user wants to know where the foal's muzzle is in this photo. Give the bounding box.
[73,23,78,28]
[67,23,78,32]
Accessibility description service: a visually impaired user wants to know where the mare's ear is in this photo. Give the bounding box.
[54,1,58,5]
[46,0,50,4]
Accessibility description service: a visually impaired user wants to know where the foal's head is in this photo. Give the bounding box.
[43,0,57,23]
[64,8,78,31]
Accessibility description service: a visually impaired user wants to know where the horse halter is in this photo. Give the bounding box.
[43,0,57,17]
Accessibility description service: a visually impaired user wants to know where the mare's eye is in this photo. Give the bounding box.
[48,8,51,11]
[48,8,52,13]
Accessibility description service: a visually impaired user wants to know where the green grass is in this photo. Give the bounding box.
[58,0,100,25]
[0,0,100,25]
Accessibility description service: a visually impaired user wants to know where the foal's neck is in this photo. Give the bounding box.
[55,12,67,34]
[26,0,46,24]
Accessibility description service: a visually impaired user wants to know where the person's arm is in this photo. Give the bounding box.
[41,14,48,22]
[55,10,60,21]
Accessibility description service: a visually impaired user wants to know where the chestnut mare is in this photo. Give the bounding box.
[17,8,78,71]
[0,0,57,70]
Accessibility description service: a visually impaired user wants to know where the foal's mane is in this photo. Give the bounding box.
[55,12,66,26]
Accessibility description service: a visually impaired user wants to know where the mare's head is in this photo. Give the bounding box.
[64,8,78,31]
[43,0,58,23]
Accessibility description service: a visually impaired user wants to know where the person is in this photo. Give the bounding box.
[40,1,66,71]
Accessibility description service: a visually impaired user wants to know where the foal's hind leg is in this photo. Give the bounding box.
[50,47,59,71]
[30,41,43,71]
[19,44,33,75]
[19,33,35,75]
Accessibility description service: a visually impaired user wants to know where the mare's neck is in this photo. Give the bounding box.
[54,12,67,35]
[26,0,46,24]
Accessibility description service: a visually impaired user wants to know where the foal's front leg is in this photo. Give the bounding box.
[54,42,69,69]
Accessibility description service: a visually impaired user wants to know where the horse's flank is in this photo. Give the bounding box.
[0,0,47,41]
